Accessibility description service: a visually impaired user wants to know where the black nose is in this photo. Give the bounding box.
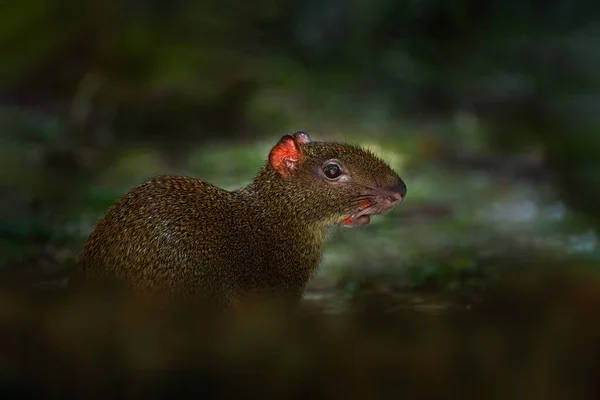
[384,179,406,204]
[390,178,407,200]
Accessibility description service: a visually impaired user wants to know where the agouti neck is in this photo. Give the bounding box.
[239,165,332,232]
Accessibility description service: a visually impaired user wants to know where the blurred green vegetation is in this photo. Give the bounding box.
[4,0,600,397]
[3,0,600,302]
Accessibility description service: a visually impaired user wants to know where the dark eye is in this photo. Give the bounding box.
[323,163,342,179]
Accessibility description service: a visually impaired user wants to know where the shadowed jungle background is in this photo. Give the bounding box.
[2,0,600,398]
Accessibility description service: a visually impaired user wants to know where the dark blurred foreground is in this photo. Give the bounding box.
[1,267,600,399]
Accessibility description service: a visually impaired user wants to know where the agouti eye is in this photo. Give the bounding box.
[323,163,342,179]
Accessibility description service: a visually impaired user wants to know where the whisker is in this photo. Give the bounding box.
[353,195,374,201]
[351,181,377,191]
[348,197,378,210]
[350,195,374,202]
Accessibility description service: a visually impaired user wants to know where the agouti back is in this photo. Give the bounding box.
[75,132,406,305]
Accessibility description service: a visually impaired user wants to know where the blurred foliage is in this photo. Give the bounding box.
[3,0,600,290]
[3,0,600,396]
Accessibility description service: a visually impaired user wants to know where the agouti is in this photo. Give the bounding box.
[75,132,406,305]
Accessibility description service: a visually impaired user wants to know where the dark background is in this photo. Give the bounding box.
[2,1,600,396]
[3,0,600,298]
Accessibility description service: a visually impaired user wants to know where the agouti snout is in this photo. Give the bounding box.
[75,131,406,305]
[339,176,406,228]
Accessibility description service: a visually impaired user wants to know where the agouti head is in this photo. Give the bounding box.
[253,131,406,228]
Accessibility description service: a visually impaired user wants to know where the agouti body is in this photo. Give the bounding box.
[75,132,406,305]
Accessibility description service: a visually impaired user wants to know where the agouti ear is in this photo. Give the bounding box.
[293,131,311,144]
[269,134,305,180]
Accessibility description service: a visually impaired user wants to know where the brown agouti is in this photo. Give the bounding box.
[74,132,406,305]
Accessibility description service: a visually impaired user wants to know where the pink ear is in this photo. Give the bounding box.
[269,135,304,179]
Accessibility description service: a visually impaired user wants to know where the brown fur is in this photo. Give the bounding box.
[74,133,406,305]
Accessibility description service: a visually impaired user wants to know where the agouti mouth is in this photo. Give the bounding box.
[340,187,405,228]
[341,205,390,227]
[341,213,372,227]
